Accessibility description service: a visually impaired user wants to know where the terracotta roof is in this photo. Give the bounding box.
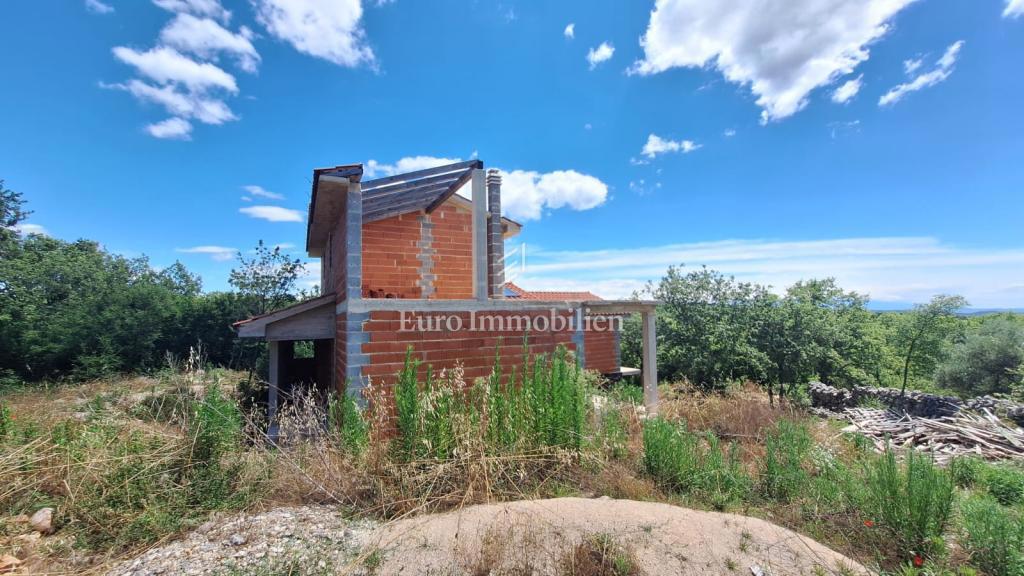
[503,282,603,301]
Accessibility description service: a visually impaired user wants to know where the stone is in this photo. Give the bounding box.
[227,534,247,546]
[29,507,55,535]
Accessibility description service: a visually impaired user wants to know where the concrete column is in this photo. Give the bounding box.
[344,181,363,302]
[267,340,280,440]
[642,311,658,416]
[471,169,487,301]
[486,169,505,298]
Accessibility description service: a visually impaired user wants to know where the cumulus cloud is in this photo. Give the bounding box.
[630,0,916,122]
[14,223,48,236]
[176,245,236,261]
[564,23,575,39]
[515,236,1024,306]
[903,57,923,75]
[252,0,375,68]
[159,13,260,73]
[879,40,964,107]
[85,0,114,14]
[586,42,614,69]
[243,185,284,200]
[101,79,237,125]
[153,0,231,23]
[363,156,608,222]
[1005,0,1024,18]
[146,117,193,139]
[112,46,238,93]
[239,205,304,222]
[831,75,863,104]
[641,134,701,158]
[364,155,462,178]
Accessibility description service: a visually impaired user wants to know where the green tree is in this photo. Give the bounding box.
[935,316,1024,397]
[0,179,31,246]
[894,295,968,396]
[228,240,304,316]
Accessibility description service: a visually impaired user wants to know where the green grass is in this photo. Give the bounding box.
[761,419,813,502]
[958,494,1024,576]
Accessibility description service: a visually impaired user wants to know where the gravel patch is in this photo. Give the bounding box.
[105,506,376,576]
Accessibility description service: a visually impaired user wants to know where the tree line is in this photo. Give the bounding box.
[0,180,304,385]
[621,266,1024,401]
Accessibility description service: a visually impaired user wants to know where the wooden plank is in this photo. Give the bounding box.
[362,172,463,195]
[360,159,482,190]
[362,182,451,211]
[426,167,476,213]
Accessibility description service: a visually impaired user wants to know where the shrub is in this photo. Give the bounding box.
[863,447,954,557]
[761,420,813,502]
[982,465,1024,507]
[390,345,588,462]
[327,391,369,455]
[950,456,985,489]
[0,401,10,439]
[642,418,750,507]
[185,385,246,508]
[958,495,1024,576]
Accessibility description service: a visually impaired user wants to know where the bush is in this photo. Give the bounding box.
[642,418,750,507]
[982,465,1024,507]
[950,456,986,489]
[327,391,369,454]
[0,401,10,439]
[863,447,954,557]
[935,317,1024,397]
[390,345,588,462]
[761,420,813,502]
[958,495,1024,576]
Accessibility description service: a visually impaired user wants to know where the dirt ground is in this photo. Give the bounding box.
[365,497,868,576]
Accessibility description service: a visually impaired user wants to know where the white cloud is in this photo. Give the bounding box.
[630,0,916,122]
[13,223,48,236]
[903,57,923,75]
[364,155,463,178]
[153,0,231,23]
[497,169,608,221]
[364,156,608,222]
[879,40,964,107]
[239,205,304,222]
[564,23,575,39]
[112,46,238,93]
[101,79,237,125]
[587,42,614,70]
[176,245,236,261]
[641,134,701,158]
[252,0,376,68]
[146,117,193,139]
[85,0,114,14]
[515,236,1024,306]
[1005,0,1024,18]
[243,185,284,200]
[159,14,261,73]
[831,75,863,104]
[723,128,736,137]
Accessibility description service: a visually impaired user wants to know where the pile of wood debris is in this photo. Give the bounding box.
[840,407,1024,464]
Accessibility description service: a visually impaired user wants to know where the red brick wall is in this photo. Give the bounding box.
[334,311,348,395]
[361,212,423,298]
[330,206,347,301]
[358,310,578,388]
[584,328,619,373]
[429,202,473,299]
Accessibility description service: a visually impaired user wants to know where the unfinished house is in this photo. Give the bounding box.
[234,160,658,430]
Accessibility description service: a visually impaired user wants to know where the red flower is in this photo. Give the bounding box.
[912,555,924,567]
[863,520,874,527]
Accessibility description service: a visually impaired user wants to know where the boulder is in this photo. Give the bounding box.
[29,507,55,535]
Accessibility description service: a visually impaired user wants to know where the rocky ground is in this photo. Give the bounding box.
[105,507,377,576]
[97,498,866,576]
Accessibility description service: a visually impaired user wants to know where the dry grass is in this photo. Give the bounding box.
[559,533,643,576]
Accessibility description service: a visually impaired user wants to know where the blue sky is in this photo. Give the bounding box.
[1,0,1022,307]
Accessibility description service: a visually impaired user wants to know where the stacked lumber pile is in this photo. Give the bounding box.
[840,407,1024,464]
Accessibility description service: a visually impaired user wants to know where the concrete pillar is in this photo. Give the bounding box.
[642,311,658,416]
[267,340,280,440]
[486,169,505,298]
[471,169,487,301]
[344,181,363,302]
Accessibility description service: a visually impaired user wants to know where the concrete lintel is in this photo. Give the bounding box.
[340,298,583,314]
